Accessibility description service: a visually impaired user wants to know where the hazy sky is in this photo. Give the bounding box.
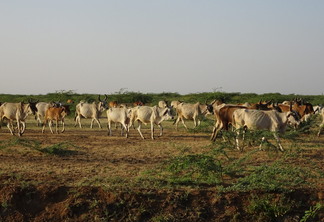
[1,1,323,95]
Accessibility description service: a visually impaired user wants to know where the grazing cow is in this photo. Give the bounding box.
[173,102,210,130]
[129,106,174,139]
[158,100,168,108]
[232,107,300,151]
[42,106,69,134]
[317,108,324,137]
[74,95,108,128]
[0,102,34,136]
[106,107,132,138]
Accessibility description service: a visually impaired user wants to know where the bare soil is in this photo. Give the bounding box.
[0,118,323,221]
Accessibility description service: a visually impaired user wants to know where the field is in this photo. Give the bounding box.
[0,114,324,221]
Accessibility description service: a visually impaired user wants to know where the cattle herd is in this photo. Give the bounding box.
[0,96,323,151]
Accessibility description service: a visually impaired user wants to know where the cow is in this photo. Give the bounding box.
[42,106,69,134]
[317,108,324,137]
[129,106,174,139]
[106,107,132,138]
[0,102,35,136]
[232,106,300,151]
[74,95,108,128]
[173,102,211,130]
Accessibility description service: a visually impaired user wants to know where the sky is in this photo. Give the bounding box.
[1,0,323,95]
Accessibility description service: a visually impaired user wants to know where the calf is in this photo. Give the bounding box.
[129,106,174,139]
[42,106,68,134]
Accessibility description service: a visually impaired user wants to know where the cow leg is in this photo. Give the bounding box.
[61,120,65,133]
[75,115,82,128]
[55,120,59,134]
[259,137,266,151]
[93,118,102,128]
[107,121,112,136]
[318,123,323,137]
[49,120,54,134]
[7,122,14,135]
[157,123,163,137]
[150,122,155,140]
[122,123,129,138]
[211,121,222,142]
[235,129,241,151]
[180,118,188,130]
[42,120,47,133]
[20,121,26,135]
[273,133,284,152]
[137,121,145,139]
[174,117,181,131]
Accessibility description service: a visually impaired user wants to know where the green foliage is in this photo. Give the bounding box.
[300,202,323,222]
[246,194,297,221]
[225,161,312,192]
[0,138,78,157]
[1,91,323,106]
[162,154,223,185]
[38,142,79,156]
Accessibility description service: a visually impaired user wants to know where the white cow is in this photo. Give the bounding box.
[232,108,300,151]
[317,108,324,137]
[0,102,34,136]
[173,102,209,130]
[129,106,174,139]
[74,95,108,128]
[106,107,132,138]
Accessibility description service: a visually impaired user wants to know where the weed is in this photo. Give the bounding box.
[163,154,223,186]
[225,161,312,192]
[300,202,323,222]
[246,194,296,221]
[37,142,78,156]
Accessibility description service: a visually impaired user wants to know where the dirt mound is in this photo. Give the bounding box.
[1,184,323,222]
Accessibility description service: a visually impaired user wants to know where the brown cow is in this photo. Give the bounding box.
[42,106,69,134]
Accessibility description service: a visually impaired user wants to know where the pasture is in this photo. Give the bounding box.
[0,112,324,221]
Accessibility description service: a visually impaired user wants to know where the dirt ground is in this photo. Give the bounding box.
[0,117,323,221]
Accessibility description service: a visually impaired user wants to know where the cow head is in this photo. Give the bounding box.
[28,99,39,115]
[98,94,109,111]
[287,103,301,128]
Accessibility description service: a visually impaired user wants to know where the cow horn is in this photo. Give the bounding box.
[98,95,102,102]
[104,94,108,101]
